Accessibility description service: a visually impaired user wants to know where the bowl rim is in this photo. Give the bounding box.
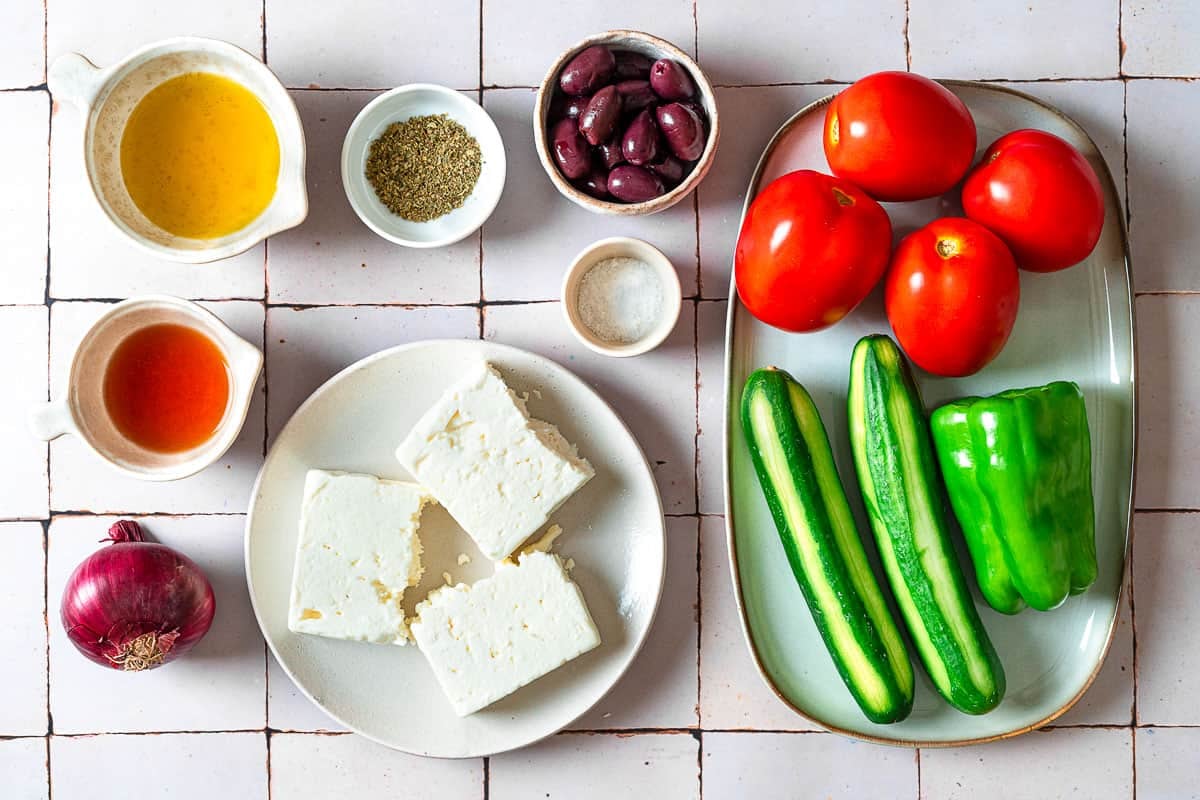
[533,29,720,217]
[340,82,507,248]
[560,235,684,357]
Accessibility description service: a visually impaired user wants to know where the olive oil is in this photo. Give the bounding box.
[120,72,280,239]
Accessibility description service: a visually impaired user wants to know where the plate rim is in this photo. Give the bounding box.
[244,338,668,758]
[720,81,1138,748]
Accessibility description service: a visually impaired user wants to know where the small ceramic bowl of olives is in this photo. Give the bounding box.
[534,30,719,216]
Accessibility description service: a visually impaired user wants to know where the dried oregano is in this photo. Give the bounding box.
[364,113,482,222]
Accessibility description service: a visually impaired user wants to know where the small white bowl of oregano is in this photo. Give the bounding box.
[342,83,506,248]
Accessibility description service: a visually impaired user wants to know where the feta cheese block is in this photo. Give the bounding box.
[410,550,601,716]
[395,362,594,561]
[288,469,433,644]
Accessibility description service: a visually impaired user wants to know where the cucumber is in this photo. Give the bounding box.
[741,367,913,724]
[847,335,1005,714]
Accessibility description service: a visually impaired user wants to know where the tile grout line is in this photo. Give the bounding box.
[42,519,51,741]
[42,49,53,753]
[1118,0,1126,77]
[43,78,52,517]
[477,0,486,333]
[18,296,747,310]
[903,0,912,71]
[1130,516,1140,727]
[19,722,1200,738]
[1131,724,1138,800]
[1123,78,1133,235]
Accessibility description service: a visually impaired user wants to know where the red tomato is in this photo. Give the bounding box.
[823,71,976,202]
[961,129,1104,273]
[735,170,892,333]
[885,217,1020,377]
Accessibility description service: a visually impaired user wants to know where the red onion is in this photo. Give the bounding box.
[61,520,215,671]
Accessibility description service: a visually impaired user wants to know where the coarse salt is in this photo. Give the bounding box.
[576,256,664,344]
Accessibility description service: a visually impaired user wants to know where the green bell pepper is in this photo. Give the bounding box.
[929,381,1098,615]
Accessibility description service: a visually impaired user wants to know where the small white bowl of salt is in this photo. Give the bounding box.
[562,237,683,358]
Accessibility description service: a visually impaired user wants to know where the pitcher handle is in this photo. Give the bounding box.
[28,399,78,442]
[48,52,104,112]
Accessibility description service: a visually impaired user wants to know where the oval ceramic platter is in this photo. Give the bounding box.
[723,82,1135,746]
[246,340,666,758]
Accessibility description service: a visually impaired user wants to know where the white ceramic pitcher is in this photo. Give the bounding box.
[49,37,308,263]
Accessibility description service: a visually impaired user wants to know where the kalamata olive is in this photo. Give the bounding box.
[649,59,696,101]
[615,79,657,115]
[656,102,706,161]
[576,167,610,199]
[648,155,685,186]
[559,45,616,96]
[608,165,665,203]
[550,93,589,121]
[551,117,590,180]
[621,108,661,166]
[614,50,653,80]
[579,85,622,146]
[597,137,625,170]
[679,99,706,120]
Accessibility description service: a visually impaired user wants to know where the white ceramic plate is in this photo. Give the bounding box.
[246,340,665,757]
[724,82,1135,746]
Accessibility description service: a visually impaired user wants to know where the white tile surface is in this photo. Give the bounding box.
[270,733,483,798]
[696,300,725,515]
[482,0,695,87]
[481,89,699,301]
[1134,295,1198,509]
[0,523,47,736]
[266,0,478,89]
[1127,79,1200,292]
[489,733,699,800]
[0,91,48,304]
[697,0,904,85]
[0,306,48,519]
[697,85,835,298]
[703,732,917,799]
[51,733,266,800]
[48,301,265,513]
[0,738,48,800]
[484,301,697,513]
[572,516,698,729]
[1136,727,1200,800]
[48,104,265,301]
[48,515,266,733]
[4,2,1199,796]
[699,516,819,731]
[0,0,43,88]
[1052,569,1134,726]
[267,654,346,732]
[920,728,1133,800]
[265,304,480,440]
[909,0,1120,79]
[266,90,481,305]
[47,0,262,68]
[1123,0,1200,76]
[1134,512,1200,725]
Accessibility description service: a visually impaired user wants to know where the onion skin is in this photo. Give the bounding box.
[61,520,215,671]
